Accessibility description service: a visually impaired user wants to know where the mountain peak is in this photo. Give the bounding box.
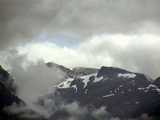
[97,66,130,77]
[52,66,160,118]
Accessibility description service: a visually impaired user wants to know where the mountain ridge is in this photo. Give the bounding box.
[52,66,160,119]
[1,63,160,119]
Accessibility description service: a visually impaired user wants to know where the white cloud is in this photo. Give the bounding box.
[16,33,160,78]
[0,50,66,102]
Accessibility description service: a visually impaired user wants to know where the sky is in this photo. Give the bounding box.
[1,0,160,78]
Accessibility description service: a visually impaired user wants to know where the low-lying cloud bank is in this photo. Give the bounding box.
[0,50,66,102]
[16,33,160,78]
[5,98,152,120]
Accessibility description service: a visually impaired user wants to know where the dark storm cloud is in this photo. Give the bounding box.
[0,0,160,49]
[0,0,63,49]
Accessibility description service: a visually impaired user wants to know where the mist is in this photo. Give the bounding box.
[0,50,66,102]
[16,34,160,78]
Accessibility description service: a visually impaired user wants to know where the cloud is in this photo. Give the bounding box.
[5,99,122,120]
[1,0,160,49]
[16,33,160,78]
[37,99,120,120]
[80,34,160,78]
[0,50,66,102]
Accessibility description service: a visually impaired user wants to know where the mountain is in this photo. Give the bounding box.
[51,66,160,119]
[46,62,75,78]
[46,62,98,78]
[154,77,160,88]
[0,65,23,108]
[72,67,98,76]
[2,62,160,120]
[0,65,24,119]
[0,66,46,120]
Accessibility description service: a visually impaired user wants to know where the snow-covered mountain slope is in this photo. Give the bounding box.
[54,66,160,118]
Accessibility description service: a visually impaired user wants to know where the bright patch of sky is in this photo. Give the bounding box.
[35,33,80,48]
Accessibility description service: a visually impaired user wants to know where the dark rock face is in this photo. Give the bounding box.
[0,82,21,109]
[55,66,160,118]
[154,77,160,87]
[0,66,24,119]
[0,65,17,94]
[0,66,22,109]
[0,66,45,120]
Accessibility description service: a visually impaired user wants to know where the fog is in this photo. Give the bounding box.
[16,34,160,78]
[0,50,66,102]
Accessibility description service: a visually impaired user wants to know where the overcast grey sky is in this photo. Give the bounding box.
[1,0,160,78]
[1,0,160,47]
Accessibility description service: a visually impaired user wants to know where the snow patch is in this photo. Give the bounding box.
[147,84,160,92]
[57,78,74,89]
[58,72,104,89]
[81,72,104,87]
[138,84,160,93]
[118,73,136,79]
[71,85,78,92]
[80,73,96,88]
[80,73,104,85]
[103,93,115,98]
[93,75,104,83]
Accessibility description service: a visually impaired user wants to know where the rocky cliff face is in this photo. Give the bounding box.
[54,66,160,118]
[154,77,160,88]
[0,65,25,119]
[0,65,23,108]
